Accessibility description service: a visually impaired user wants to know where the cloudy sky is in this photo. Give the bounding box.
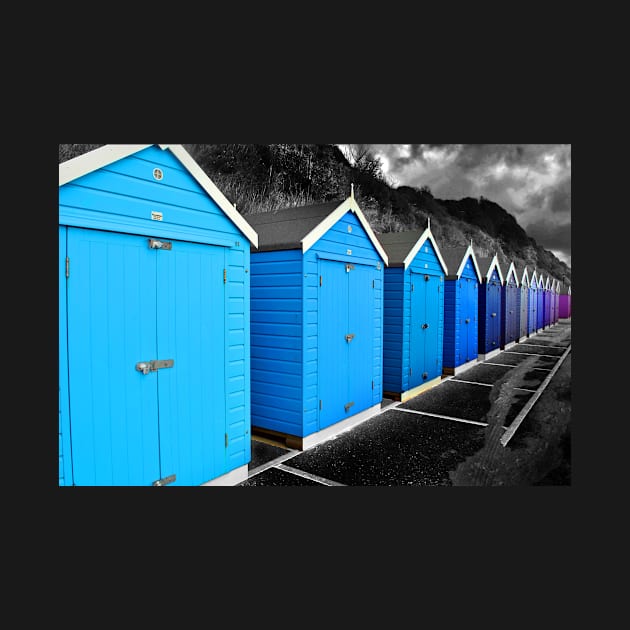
[339,144,571,268]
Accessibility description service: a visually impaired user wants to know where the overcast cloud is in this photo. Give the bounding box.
[340,144,571,267]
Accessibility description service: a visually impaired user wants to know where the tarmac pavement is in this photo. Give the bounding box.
[237,319,571,486]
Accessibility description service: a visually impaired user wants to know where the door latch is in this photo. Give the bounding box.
[136,359,175,374]
[422,323,429,329]
[345,334,355,342]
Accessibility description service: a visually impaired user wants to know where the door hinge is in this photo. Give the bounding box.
[225,433,228,447]
[153,474,176,486]
[223,269,227,283]
[320,275,322,287]
[411,283,414,291]
[319,400,322,410]
[65,256,70,278]
[372,279,375,288]
[372,380,374,390]
[409,368,412,375]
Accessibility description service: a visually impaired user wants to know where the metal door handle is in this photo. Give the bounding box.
[345,334,355,342]
[136,362,151,375]
[422,323,429,329]
[491,313,497,317]
[465,318,470,324]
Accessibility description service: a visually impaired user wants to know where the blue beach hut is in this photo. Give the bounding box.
[516,264,530,342]
[59,144,258,486]
[242,192,387,450]
[498,255,520,350]
[377,221,448,402]
[535,272,545,331]
[441,243,482,376]
[528,269,538,336]
[475,251,504,360]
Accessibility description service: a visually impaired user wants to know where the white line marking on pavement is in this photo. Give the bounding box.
[247,449,300,479]
[505,351,563,359]
[451,379,538,394]
[451,378,493,387]
[276,463,345,486]
[395,407,488,427]
[517,342,569,349]
[484,361,552,372]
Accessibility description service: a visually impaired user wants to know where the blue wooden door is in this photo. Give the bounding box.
[487,279,502,350]
[66,228,227,486]
[460,278,477,363]
[66,228,161,485]
[409,273,425,389]
[318,259,350,429]
[506,283,518,343]
[424,274,442,380]
[537,290,544,330]
[528,288,537,335]
[411,272,441,385]
[155,239,226,486]
[519,288,528,339]
[318,259,375,430]
[348,263,376,417]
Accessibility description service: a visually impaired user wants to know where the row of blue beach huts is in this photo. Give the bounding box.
[58,144,571,486]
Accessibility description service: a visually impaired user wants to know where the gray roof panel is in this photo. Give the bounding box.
[243,201,341,252]
[375,230,426,267]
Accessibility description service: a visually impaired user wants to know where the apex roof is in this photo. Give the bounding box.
[376,224,447,272]
[475,251,505,284]
[242,196,388,263]
[440,244,482,281]
[58,144,258,248]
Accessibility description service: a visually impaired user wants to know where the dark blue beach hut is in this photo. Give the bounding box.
[528,270,539,336]
[59,144,258,486]
[475,251,504,360]
[516,264,530,342]
[377,222,448,402]
[441,244,482,376]
[242,192,387,450]
[498,255,520,350]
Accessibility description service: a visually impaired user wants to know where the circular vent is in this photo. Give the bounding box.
[153,168,163,181]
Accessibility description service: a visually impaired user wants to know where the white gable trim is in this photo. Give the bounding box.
[455,244,483,281]
[167,145,258,247]
[59,143,258,247]
[504,261,518,286]
[403,227,448,273]
[59,144,153,186]
[520,267,530,288]
[482,254,504,284]
[301,196,388,265]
